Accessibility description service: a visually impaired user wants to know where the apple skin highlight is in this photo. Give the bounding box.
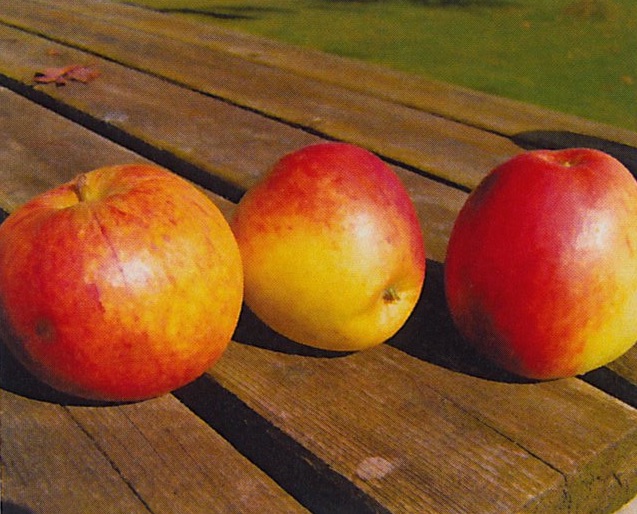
[0,164,243,401]
[444,148,637,379]
[231,143,426,352]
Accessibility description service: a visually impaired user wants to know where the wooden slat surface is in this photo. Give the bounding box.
[33,0,637,149]
[0,0,524,190]
[1,1,637,512]
[0,22,467,264]
[2,391,151,514]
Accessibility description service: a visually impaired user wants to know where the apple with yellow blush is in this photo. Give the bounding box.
[444,148,637,379]
[230,142,426,351]
[0,164,243,401]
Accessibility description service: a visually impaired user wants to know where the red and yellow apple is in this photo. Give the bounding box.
[0,164,243,401]
[230,142,426,351]
[444,148,637,379]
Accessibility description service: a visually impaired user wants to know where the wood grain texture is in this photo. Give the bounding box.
[14,0,637,150]
[1,386,308,514]
[1,391,150,513]
[209,343,567,513]
[0,87,149,212]
[66,395,310,514]
[0,0,522,190]
[0,30,466,262]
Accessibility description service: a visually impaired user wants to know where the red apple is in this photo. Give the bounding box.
[445,148,637,379]
[230,142,426,351]
[0,164,243,401]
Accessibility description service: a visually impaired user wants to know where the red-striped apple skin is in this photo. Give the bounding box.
[0,164,243,401]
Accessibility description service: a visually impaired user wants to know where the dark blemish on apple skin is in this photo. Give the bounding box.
[627,235,635,258]
[383,287,400,304]
[35,318,56,342]
[87,283,106,314]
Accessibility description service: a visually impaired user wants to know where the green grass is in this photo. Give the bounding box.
[124,0,637,131]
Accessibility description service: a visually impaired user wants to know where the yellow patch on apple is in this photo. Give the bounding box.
[231,142,426,351]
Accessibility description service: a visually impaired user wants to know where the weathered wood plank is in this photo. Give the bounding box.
[0,26,314,196]
[0,89,148,213]
[0,83,238,220]
[209,343,568,513]
[1,382,309,514]
[31,0,637,149]
[0,390,151,514]
[66,395,310,514]
[0,0,522,190]
[210,260,637,514]
[0,88,309,514]
[0,26,466,263]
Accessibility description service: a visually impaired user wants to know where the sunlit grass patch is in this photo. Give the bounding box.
[125,0,637,130]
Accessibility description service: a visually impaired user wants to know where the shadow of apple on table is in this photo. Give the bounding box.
[231,258,534,383]
[0,341,124,406]
[0,346,112,406]
[232,304,354,359]
[512,130,637,179]
[388,259,535,384]
[0,501,36,514]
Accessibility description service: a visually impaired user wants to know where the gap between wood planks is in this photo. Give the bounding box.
[0,15,484,193]
[0,69,473,198]
[173,375,391,514]
[0,72,245,203]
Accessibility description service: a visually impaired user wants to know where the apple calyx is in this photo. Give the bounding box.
[383,286,401,304]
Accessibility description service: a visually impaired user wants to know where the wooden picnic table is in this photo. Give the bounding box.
[1,0,636,512]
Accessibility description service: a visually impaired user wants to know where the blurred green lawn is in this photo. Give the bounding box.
[124,0,636,131]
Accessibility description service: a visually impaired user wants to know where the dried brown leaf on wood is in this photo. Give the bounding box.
[34,65,78,85]
[66,65,101,84]
[34,64,100,86]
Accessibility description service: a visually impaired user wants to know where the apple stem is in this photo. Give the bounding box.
[383,287,400,303]
[74,174,89,202]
